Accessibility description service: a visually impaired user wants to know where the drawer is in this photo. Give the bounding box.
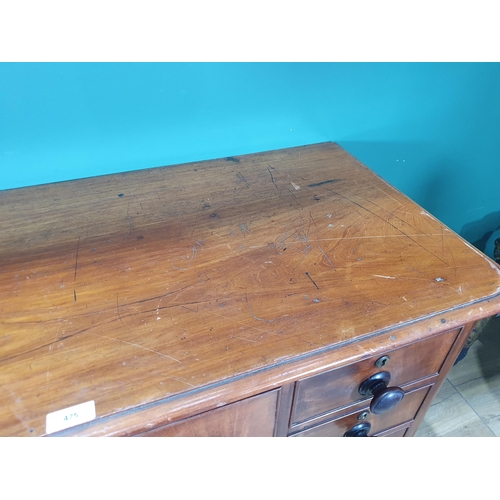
[373,424,410,437]
[291,327,460,425]
[290,384,431,437]
[137,389,279,437]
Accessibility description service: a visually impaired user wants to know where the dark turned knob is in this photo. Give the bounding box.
[344,422,371,437]
[358,371,404,414]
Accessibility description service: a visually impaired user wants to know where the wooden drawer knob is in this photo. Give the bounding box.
[358,371,405,414]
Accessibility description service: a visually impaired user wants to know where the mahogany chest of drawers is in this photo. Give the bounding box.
[1,142,499,437]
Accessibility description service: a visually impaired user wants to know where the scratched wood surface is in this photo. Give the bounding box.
[1,142,500,436]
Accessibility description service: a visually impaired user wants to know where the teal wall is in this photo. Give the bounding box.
[1,63,500,252]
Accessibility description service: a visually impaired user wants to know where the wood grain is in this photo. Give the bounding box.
[137,389,279,437]
[1,142,499,436]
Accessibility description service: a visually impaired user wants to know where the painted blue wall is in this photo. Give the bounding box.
[1,63,500,252]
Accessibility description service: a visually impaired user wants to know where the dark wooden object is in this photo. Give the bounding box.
[1,142,499,437]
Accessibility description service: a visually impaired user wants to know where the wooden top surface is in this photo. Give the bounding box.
[1,142,500,436]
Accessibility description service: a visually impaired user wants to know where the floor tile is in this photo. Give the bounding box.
[447,317,500,388]
[448,317,500,435]
[415,390,494,437]
[417,316,500,437]
[429,379,456,406]
[454,377,500,436]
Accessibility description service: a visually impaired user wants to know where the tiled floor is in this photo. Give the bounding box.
[415,316,500,437]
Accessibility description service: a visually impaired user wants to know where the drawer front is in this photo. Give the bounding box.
[373,425,409,437]
[291,327,460,424]
[138,389,279,437]
[291,384,430,437]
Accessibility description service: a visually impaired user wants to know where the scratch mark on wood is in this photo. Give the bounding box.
[445,239,457,278]
[141,299,210,317]
[74,237,80,280]
[367,181,402,205]
[318,245,334,268]
[0,300,263,364]
[72,237,81,302]
[272,228,296,252]
[91,332,182,364]
[231,336,258,344]
[239,223,250,235]
[116,294,125,325]
[172,243,201,270]
[305,272,320,289]
[307,179,343,188]
[364,198,422,236]
[171,377,195,388]
[208,309,275,336]
[45,321,62,404]
[245,293,275,322]
[286,188,302,210]
[309,211,318,228]
[126,284,197,308]
[372,274,396,279]
[236,172,249,187]
[126,200,133,236]
[322,187,451,267]
[181,305,199,313]
[284,234,445,242]
[198,272,210,283]
[268,165,278,189]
